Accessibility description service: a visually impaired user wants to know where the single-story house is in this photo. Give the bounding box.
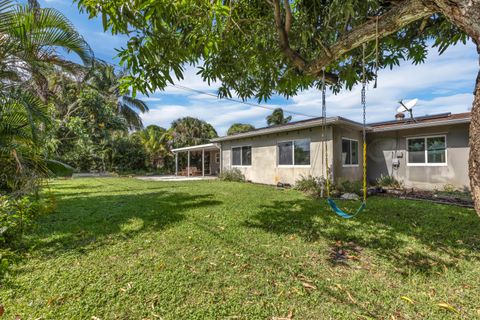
[171,112,471,191]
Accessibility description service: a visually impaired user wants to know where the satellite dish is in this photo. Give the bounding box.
[396,98,418,123]
[396,98,418,113]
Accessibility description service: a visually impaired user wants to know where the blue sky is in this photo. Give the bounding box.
[42,0,478,136]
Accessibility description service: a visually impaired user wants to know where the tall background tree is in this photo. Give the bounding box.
[170,117,218,148]
[227,123,255,135]
[77,0,480,215]
[136,125,171,169]
[266,108,292,126]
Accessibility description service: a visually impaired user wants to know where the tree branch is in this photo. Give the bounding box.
[306,0,437,75]
[283,0,292,35]
[271,0,338,83]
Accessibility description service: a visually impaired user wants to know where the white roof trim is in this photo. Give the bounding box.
[371,118,471,132]
[171,143,219,153]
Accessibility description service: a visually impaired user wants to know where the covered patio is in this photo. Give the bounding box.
[171,143,221,177]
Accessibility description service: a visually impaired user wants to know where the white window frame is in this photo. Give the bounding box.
[406,134,448,167]
[277,139,311,168]
[231,145,252,167]
[341,137,359,168]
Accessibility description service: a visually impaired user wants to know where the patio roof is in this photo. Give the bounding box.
[171,143,220,153]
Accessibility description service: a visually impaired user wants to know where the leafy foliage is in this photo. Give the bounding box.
[227,123,255,136]
[337,179,364,196]
[135,125,172,169]
[294,175,327,198]
[109,134,148,173]
[88,64,149,130]
[266,108,292,126]
[0,0,92,193]
[219,168,245,182]
[376,174,403,189]
[75,0,467,99]
[0,193,55,278]
[170,117,218,148]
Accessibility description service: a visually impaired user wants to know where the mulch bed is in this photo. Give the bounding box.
[378,188,474,208]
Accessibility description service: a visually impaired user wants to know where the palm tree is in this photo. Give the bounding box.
[266,108,292,126]
[0,90,49,193]
[170,117,218,148]
[137,125,171,168]
[89,64,149,130]
[0,0,93,192]
[1,1,93,101]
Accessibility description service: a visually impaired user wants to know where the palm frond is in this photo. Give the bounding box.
[121,95,149,113]
[9,6,94,67]
[118,102,144,130]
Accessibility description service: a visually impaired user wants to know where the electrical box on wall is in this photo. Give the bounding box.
[392,158,400,169]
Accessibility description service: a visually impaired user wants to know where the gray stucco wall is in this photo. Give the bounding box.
[209,150,220,175]
[220,126,334,185]
[332,125,364,183]
[367,123,470,190]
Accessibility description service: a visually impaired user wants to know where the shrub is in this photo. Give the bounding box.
[0,195,54,245]
[0,194,55,278]
[337,179,364,196]
[376,174,403,189]
[219,168,245,182]
[295,175,328,198]
[442,184,456,193]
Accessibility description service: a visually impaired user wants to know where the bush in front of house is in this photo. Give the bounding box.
[295,175,328,198]
[219,168,245,182]
[376,174,403,189]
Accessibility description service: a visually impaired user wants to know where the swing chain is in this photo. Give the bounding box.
[361,43,367,203]
[321,68,330,198]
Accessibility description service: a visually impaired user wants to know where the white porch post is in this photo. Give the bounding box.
[175,152,178,176]
[202,149,205,177]
[187,150,190,176]
[219,146,222,174]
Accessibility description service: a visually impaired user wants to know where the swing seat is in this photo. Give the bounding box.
[327,198,366,219]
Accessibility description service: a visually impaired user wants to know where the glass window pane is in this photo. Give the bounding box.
[232,147,241,166]
[427,137,446,163]
[294,139,310,165]
[342,139,351,165]
[278,141,293,165]
[351,140,359,165]
[408,138,425,163]
[242,146,252,166]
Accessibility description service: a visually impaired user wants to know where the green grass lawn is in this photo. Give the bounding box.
[1,178,479,319]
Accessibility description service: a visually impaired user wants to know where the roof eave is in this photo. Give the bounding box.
[211,117,365,142]
[171,143,220,153]
[370,118,471,133]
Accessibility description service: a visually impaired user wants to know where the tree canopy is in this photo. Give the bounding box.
[266,108,292,126]
[227,123,255,136]
[77,0,467,100]
[170,117,218,148]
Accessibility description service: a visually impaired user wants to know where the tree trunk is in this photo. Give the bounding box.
[471,68,480,215]
[432,0,480,215]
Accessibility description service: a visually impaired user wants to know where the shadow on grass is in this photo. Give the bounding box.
[244,196,480,275]
[29,190,222,257]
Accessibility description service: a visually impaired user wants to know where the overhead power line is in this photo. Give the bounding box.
[168,84,320,119]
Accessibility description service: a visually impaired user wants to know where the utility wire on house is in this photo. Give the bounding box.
[168,84,320,119]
